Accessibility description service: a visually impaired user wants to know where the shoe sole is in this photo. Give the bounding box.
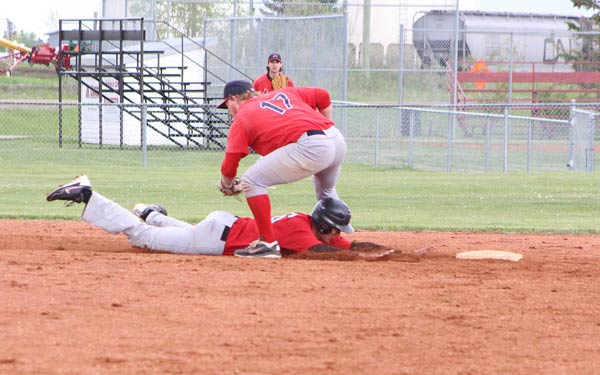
[47,176,91,202]
[47,187,84,202]
[234,253,281,259]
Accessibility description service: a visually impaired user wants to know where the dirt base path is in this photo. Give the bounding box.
[1,219,600,375]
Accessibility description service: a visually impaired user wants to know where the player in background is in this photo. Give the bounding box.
[45,175,392,260]
[253,53,294,93]
[216,80,347,259]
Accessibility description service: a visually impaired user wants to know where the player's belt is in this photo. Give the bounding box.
[306,129,325,136]
[220,225,231,241]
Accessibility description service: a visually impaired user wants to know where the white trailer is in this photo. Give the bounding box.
[412,10,582,72]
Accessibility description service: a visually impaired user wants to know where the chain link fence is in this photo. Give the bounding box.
[0,101,229,168]
[570,108,599,172]
[94,2,600,107]
[336,102,598,172]
[202,15,346,99]
[2,100,598,172]
[195,11,600,111]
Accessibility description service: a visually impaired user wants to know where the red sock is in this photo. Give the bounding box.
[246,195,276,242]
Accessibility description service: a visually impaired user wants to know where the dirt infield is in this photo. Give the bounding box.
[1,219,600,375]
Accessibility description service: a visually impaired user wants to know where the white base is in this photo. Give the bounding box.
[456,250,523,262]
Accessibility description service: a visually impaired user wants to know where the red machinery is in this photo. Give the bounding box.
[0,37,70,76]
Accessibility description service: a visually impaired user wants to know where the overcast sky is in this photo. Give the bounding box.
[460,0,592,15]
[4,0,102,39]
[2,0,594,40]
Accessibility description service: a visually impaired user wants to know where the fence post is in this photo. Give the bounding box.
[228,18,236,80]
[59,102,64,148]
[527,119,532,173]
[342,1,349,102]
[451,4,460,108]
[58,76,63,148]
[449,4,460,171]
[398,25,405,105]
[312,20,318,87]
[202,19,208,86]
[98,101,103,149]
[408,109,414,168]
[374,107,380,166]
[568,99,576,172]
[503,106,509,173]
[77,102,82,148]
[447,112,453,172]
[508,32,514,113]
[485,117,491,172]
[588,112,595,172]
[141,104,147,168]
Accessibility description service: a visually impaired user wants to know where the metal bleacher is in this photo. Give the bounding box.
[57,18,230,150]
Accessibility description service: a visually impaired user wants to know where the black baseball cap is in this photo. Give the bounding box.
[217,80,254,109]
[268,53,282,62]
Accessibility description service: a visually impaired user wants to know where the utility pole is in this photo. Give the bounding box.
[5,18,15,39]
[361,0,371,74]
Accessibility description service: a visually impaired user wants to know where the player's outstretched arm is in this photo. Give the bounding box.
[349,241,388,252]
[289,243,395,261]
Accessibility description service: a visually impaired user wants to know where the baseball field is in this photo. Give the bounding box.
[1,159,600,374]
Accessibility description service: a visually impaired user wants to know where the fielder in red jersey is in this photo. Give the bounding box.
[216,80,348,259]
[224,86,334,155]
[253,52,294,94]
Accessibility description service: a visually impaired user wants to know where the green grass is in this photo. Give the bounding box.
[346,70,449,103]
[2,68,434,103]
[1,160,599,233]
[0,67,77,100]
[1,74,598,233]
[338,166,600,233]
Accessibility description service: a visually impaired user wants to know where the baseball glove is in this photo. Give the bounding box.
[271,74,289,90]
[218,177,243,197]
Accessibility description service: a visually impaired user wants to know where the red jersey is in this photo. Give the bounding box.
[224,87,333,157]
[253,73,294,93]
[223,212,352,255]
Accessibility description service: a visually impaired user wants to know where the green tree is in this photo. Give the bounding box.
[129,0,235,38]
[158,1,232,37]
[566,0,600,71]
[12,31,43,49]
[260,0,341,17]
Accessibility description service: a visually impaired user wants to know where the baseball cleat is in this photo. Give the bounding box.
[234,238,281,259]
[133,203,168,221]
[46,175,92,204]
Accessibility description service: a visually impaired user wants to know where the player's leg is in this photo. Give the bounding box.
[241,137,336,193]
[84,193,234,254]
[133,203,192,228]
[233,143,325,258]
[146,211,191,228]
[234,182,280,258]
[45,177,228,255]
[129,211,236,255]
[238,148,300,246]
[233,137,335,258]
[313,131,347,200]
[240,139,334,243]
[313,164,341,200]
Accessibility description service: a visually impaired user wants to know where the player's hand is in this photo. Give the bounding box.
[359,249,395,261]
[218,177,243,197]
